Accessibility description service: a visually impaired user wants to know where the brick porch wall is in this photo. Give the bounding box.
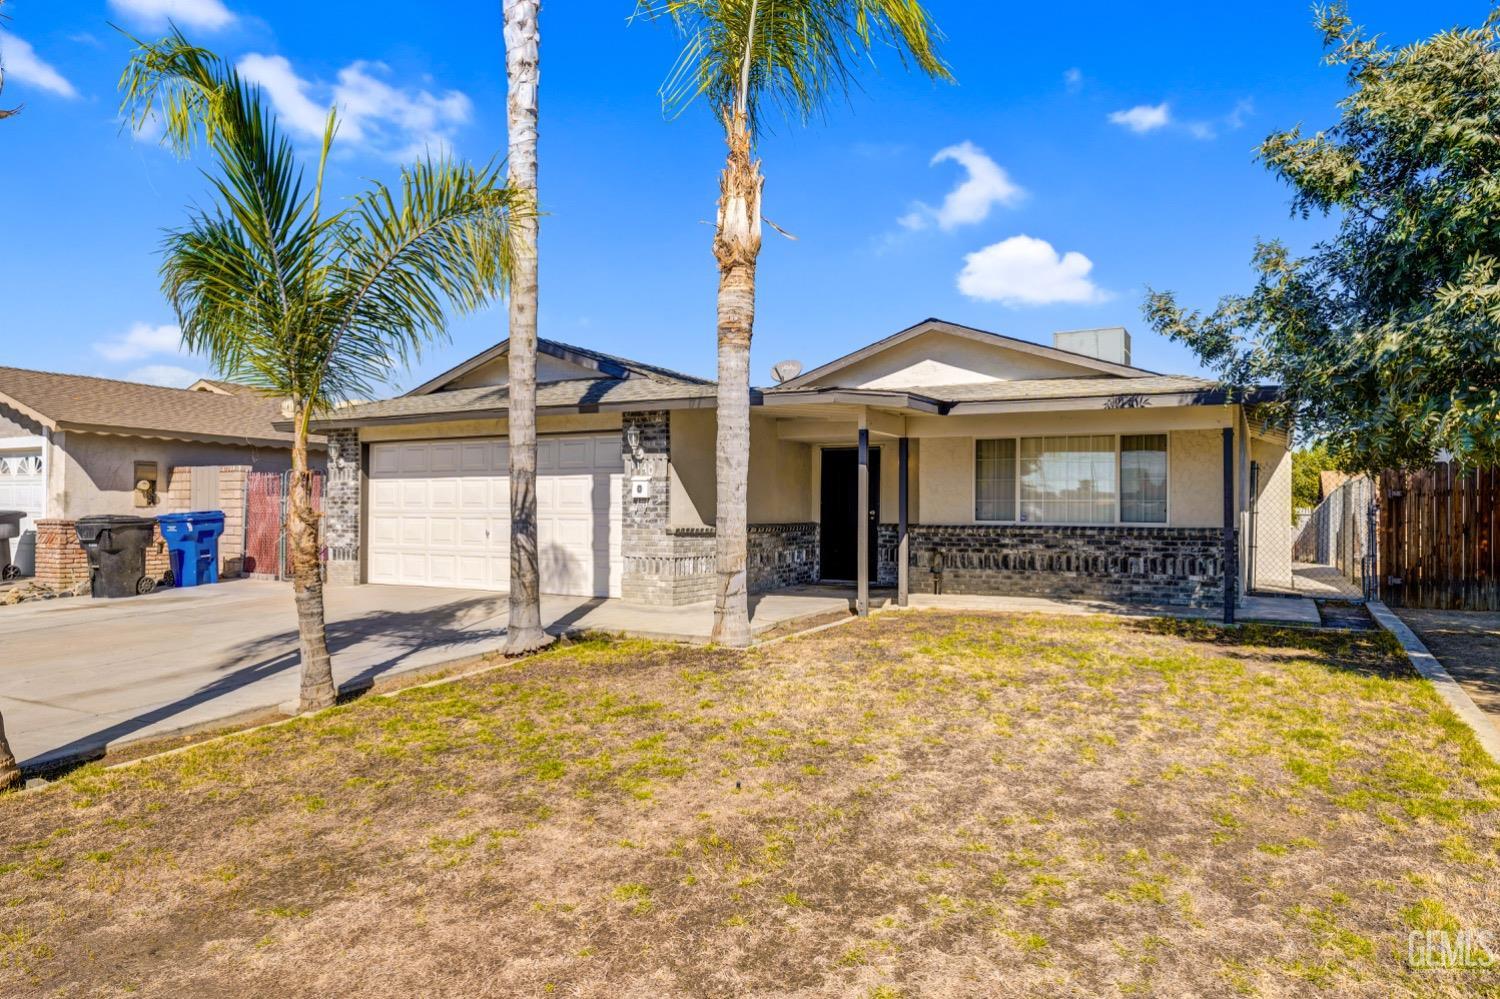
[907,524,1231,608]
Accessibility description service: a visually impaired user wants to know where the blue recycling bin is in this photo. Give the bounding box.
[158,511,226,587]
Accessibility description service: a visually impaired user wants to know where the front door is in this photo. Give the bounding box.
[819,447,880,582]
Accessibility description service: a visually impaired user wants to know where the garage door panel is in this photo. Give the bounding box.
[369,435,621,597]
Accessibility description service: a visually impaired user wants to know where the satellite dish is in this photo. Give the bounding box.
[771,359,803,384]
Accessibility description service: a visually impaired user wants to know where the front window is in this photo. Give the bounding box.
[1120,434,1169,523]
[1019,435,1116,524]
[973,433,1170,525]
[974,438,1017,521]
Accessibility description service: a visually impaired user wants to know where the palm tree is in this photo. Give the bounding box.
[120,32,526,711]
[501,0,554,655]
[636,0,951,646]
[0,0,21,788]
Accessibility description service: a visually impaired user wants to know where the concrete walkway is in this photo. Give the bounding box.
[0,579,1319,771]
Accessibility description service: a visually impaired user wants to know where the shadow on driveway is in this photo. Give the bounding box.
[27,594,511,771]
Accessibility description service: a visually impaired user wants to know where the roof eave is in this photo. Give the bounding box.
[305,393,722,431]
[944,385,1281,414]
[59,422,317,449]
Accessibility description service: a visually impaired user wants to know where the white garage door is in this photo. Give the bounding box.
[367,435,623,597]
[0,449,44,538]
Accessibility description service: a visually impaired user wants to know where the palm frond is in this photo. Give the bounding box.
[637,0,951,133]
[125,33,522,411]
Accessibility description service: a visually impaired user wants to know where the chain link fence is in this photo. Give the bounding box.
[1247,463,1373,599]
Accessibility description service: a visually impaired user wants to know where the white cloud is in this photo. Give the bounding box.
[95,323,183,362]
[106,0,237,31]
[1225,98,1254,130]
[0,29,78,99]
[1108,102,1171,134]
[236,54,336,140]
[899,141,1024,232]
[957,235,1110,307]
[237,54,472,161]
[126,364,203,388]
[1063,67,1083,93]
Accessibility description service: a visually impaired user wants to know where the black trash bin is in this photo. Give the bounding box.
[75,515,159,598]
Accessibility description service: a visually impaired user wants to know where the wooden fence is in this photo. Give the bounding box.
[1378,463,1498,611]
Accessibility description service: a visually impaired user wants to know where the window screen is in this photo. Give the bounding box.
[1018,435,1116,524]
[1120,434,1168,523]
[975,438,1017,521]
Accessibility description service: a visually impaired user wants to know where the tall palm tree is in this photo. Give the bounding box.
[0,0,21,788]
[637,0,951,646]
[120,32,525,711]
[501,0,554,655]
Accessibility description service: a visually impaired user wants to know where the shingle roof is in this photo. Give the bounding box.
[311,378,719,427]
[189,378,266,398]
[535,338,711,385]
[0,366,303,446]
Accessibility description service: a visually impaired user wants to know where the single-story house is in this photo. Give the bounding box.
[0,366,314,547]
[306,319,1292,610]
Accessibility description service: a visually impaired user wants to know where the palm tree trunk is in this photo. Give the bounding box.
[0,711,19,790]
[502,0,554,656]
[710,110,762,648]
[289,404,336,711]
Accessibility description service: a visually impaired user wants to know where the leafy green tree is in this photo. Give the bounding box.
[1144,5,1500,472]
[120,33,525,711]
[1292,443,1333,514]
[636,0,951,646]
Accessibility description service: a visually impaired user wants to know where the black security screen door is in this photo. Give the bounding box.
[819,447,880,582]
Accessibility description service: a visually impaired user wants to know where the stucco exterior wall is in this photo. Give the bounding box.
[1170,429,1226,528]
[57,433,301,519]
[0,406,42,438]
[668,410,815,528]
[811,331,1105,389]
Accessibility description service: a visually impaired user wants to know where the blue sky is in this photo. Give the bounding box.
[0,1,1485,392]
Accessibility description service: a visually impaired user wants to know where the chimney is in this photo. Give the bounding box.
[1053,327,1131,367]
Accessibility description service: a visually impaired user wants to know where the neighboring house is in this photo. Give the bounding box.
[308,319,1291,609]
[0,367,314,542]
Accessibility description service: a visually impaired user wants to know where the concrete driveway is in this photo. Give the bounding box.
[0,580,529,769]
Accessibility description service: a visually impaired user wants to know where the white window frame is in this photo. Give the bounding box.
[971,432,1171,526]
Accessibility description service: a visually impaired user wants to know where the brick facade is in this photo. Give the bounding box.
[34,518,171,592]
[748,523,820,592]
[906,524,1231,607]
[620,411,714,605]
[323,428,362,585]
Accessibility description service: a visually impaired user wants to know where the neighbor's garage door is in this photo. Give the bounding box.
[367,435,623,597]
[0,449,44,538]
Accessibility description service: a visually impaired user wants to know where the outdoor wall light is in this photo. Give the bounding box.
[625,426,645,463]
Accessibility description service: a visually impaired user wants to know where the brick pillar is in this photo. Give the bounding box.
[619,411,715,606]
[144,524,170,582]
[33,519,89,590]
[323,428,361,585]
[621,411,672,604]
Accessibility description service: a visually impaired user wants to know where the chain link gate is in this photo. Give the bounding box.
[244,470,324,580]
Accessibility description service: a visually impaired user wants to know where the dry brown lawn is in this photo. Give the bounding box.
[2,611,1499,998]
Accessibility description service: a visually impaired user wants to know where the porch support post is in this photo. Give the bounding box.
[1221,426,1236,625]
[857,419,870,618]
[897,436,909,607]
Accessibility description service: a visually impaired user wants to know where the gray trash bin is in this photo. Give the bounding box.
[0,511,23,581]
[13,529,34,578]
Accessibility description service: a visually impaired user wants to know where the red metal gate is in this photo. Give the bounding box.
[244,471,324,579]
